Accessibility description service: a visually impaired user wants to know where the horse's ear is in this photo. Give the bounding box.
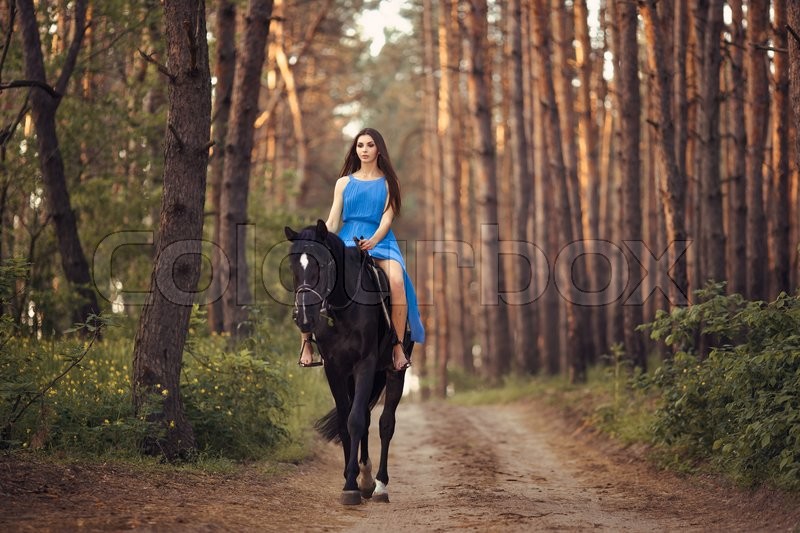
[316,219,328,240]
[285,226,299,241]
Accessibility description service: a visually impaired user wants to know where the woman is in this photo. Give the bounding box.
[299,128,425,371]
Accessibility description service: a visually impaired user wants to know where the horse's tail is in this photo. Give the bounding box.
[314,371,388,443]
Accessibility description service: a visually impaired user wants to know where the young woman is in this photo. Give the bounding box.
[299,128,425,371]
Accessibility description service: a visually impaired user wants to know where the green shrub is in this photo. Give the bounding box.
[181,307,290,459]
[1,302,327,461]
[1,318,150,454]
[643,284,800,489]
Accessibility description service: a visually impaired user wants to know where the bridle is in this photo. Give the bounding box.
[291,239,371,323]
[292,241,337,322]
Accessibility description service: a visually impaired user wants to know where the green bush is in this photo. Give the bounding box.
[643,284,800,489]
[180,307,290,459]
[0,301,326,461]
[0,317,150,454]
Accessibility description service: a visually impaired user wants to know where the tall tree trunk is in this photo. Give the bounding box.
[616,0,645,369]
[208,0,236,334]
[770,0,790,297]
[673,0,688,238]
[273,0,312,208]
[727,0,747,296]
[219,0,274,335]
[553,0,596,369]
[16,0,99,326]
[528,2,559,373]
[458,28,477,374]
[437,0,467,379]
[464,0,511,381]
[745,0,769,301]
[699,0,725,284]
[605,0,624,350]
[641,0,689,308]
[574,0,606,359]
[532,0,587,382]
[688,0,704,295]
[132,0,212,458]
[421,0,447,396]
[506,0,537,374]
[789,4,800,292]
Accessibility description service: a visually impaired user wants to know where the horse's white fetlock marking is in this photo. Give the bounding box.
[374,480,387,496]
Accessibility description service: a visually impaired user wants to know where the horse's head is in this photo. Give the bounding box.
[285,220,338,333]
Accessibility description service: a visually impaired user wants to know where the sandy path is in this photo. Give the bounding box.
[2,399,799,532]
[339,402,799,532]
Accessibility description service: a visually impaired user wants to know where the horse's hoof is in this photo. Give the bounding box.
[372,480,389,503]
[357,459,375,498]
[360,482,376,499]
[340,490,363,506]
[372,492,390,503]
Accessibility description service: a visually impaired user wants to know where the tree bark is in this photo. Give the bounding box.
[532,33,560,374]
[640,0,689,309]
[208,0,236,334]
[437,0,468,380]
[769,0,790,297]
[616,0,645,369]
[789,3,800,293]
[745,0,769,301]
[605,0,624,350]
[574,0,606,359]
[15,0,99,327]
[219,0,274,335]
[273,0,312,208]
[532,0,587,382]
[421,0,447,397]
[698,0,725,284]
[727,0,747,296]
[464,0,511,381]
[132,0,212,458]
[507,0,537,374]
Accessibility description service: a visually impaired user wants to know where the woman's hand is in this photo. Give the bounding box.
[358,237,377,251]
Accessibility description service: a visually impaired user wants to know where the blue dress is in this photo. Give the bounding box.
[338,175,425,344]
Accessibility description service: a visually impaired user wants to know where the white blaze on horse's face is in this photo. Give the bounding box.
[300,253,309,271]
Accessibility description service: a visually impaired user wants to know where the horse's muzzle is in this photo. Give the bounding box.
[293,303,318,333]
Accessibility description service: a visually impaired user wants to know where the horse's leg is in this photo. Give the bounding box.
[374,369,405,503]
[325,365,352,477]
[341,358,377,504]
[357,408,376,498]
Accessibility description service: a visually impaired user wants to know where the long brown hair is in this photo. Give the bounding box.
[338,128,402,217]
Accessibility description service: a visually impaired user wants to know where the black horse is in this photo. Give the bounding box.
[285,220,412,505]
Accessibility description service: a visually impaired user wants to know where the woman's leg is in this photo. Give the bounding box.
[374,259,409,370]
[299,331,314,366]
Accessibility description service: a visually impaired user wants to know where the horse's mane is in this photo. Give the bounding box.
[293,224,364,282]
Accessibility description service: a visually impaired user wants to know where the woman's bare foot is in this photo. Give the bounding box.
[299,339,314,366]
[392,342,411,371]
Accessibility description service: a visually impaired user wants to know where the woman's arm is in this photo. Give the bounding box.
[325,177,348,232]
[358,206,395,251]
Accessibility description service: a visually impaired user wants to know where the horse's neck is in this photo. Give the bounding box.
[330,247,362,306]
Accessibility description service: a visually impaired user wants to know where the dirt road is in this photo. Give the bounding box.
[2,399,799,532]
